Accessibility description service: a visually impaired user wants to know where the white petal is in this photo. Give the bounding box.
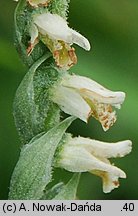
[62,74,126,105]
[58,144,126,178]
[30,24,39,44]
[34,13,73,42]
[70,29,91,51]
[35,13,69,39]
[51,85,91,122]
[34,13,91,50]
[68,137,132,158]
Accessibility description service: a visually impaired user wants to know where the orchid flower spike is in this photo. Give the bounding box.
[56,134,132,193]
[29,12,91,69]
[50,74,125,131]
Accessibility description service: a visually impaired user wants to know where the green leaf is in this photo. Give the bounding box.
[9,116,75,200]
[53,173,81,200]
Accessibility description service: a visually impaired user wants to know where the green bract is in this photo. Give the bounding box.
[9,117,76,199]
[13,53,61,144]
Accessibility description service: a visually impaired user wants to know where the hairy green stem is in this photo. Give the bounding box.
[9,0,80,200]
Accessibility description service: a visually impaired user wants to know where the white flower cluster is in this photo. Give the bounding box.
[52,73,132,193]
[31,9,132,193]
[15,0,132,193]
[40,11,132,193]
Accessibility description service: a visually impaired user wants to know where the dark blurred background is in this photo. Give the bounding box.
[0,0,138,199]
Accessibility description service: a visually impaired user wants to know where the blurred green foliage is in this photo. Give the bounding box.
[0,0,138,199]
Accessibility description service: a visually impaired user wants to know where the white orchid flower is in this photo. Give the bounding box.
[56,135,132,193]
[28,12,90,69]
[50,74,125,131]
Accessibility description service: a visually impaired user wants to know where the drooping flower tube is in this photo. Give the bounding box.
[50,74,125,131]
[55,134,132,193]
[28,12,91,69]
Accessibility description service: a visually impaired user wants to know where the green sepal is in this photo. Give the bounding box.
[9,116,75,200]
[13,54,61,144]
[53,173,80,200]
